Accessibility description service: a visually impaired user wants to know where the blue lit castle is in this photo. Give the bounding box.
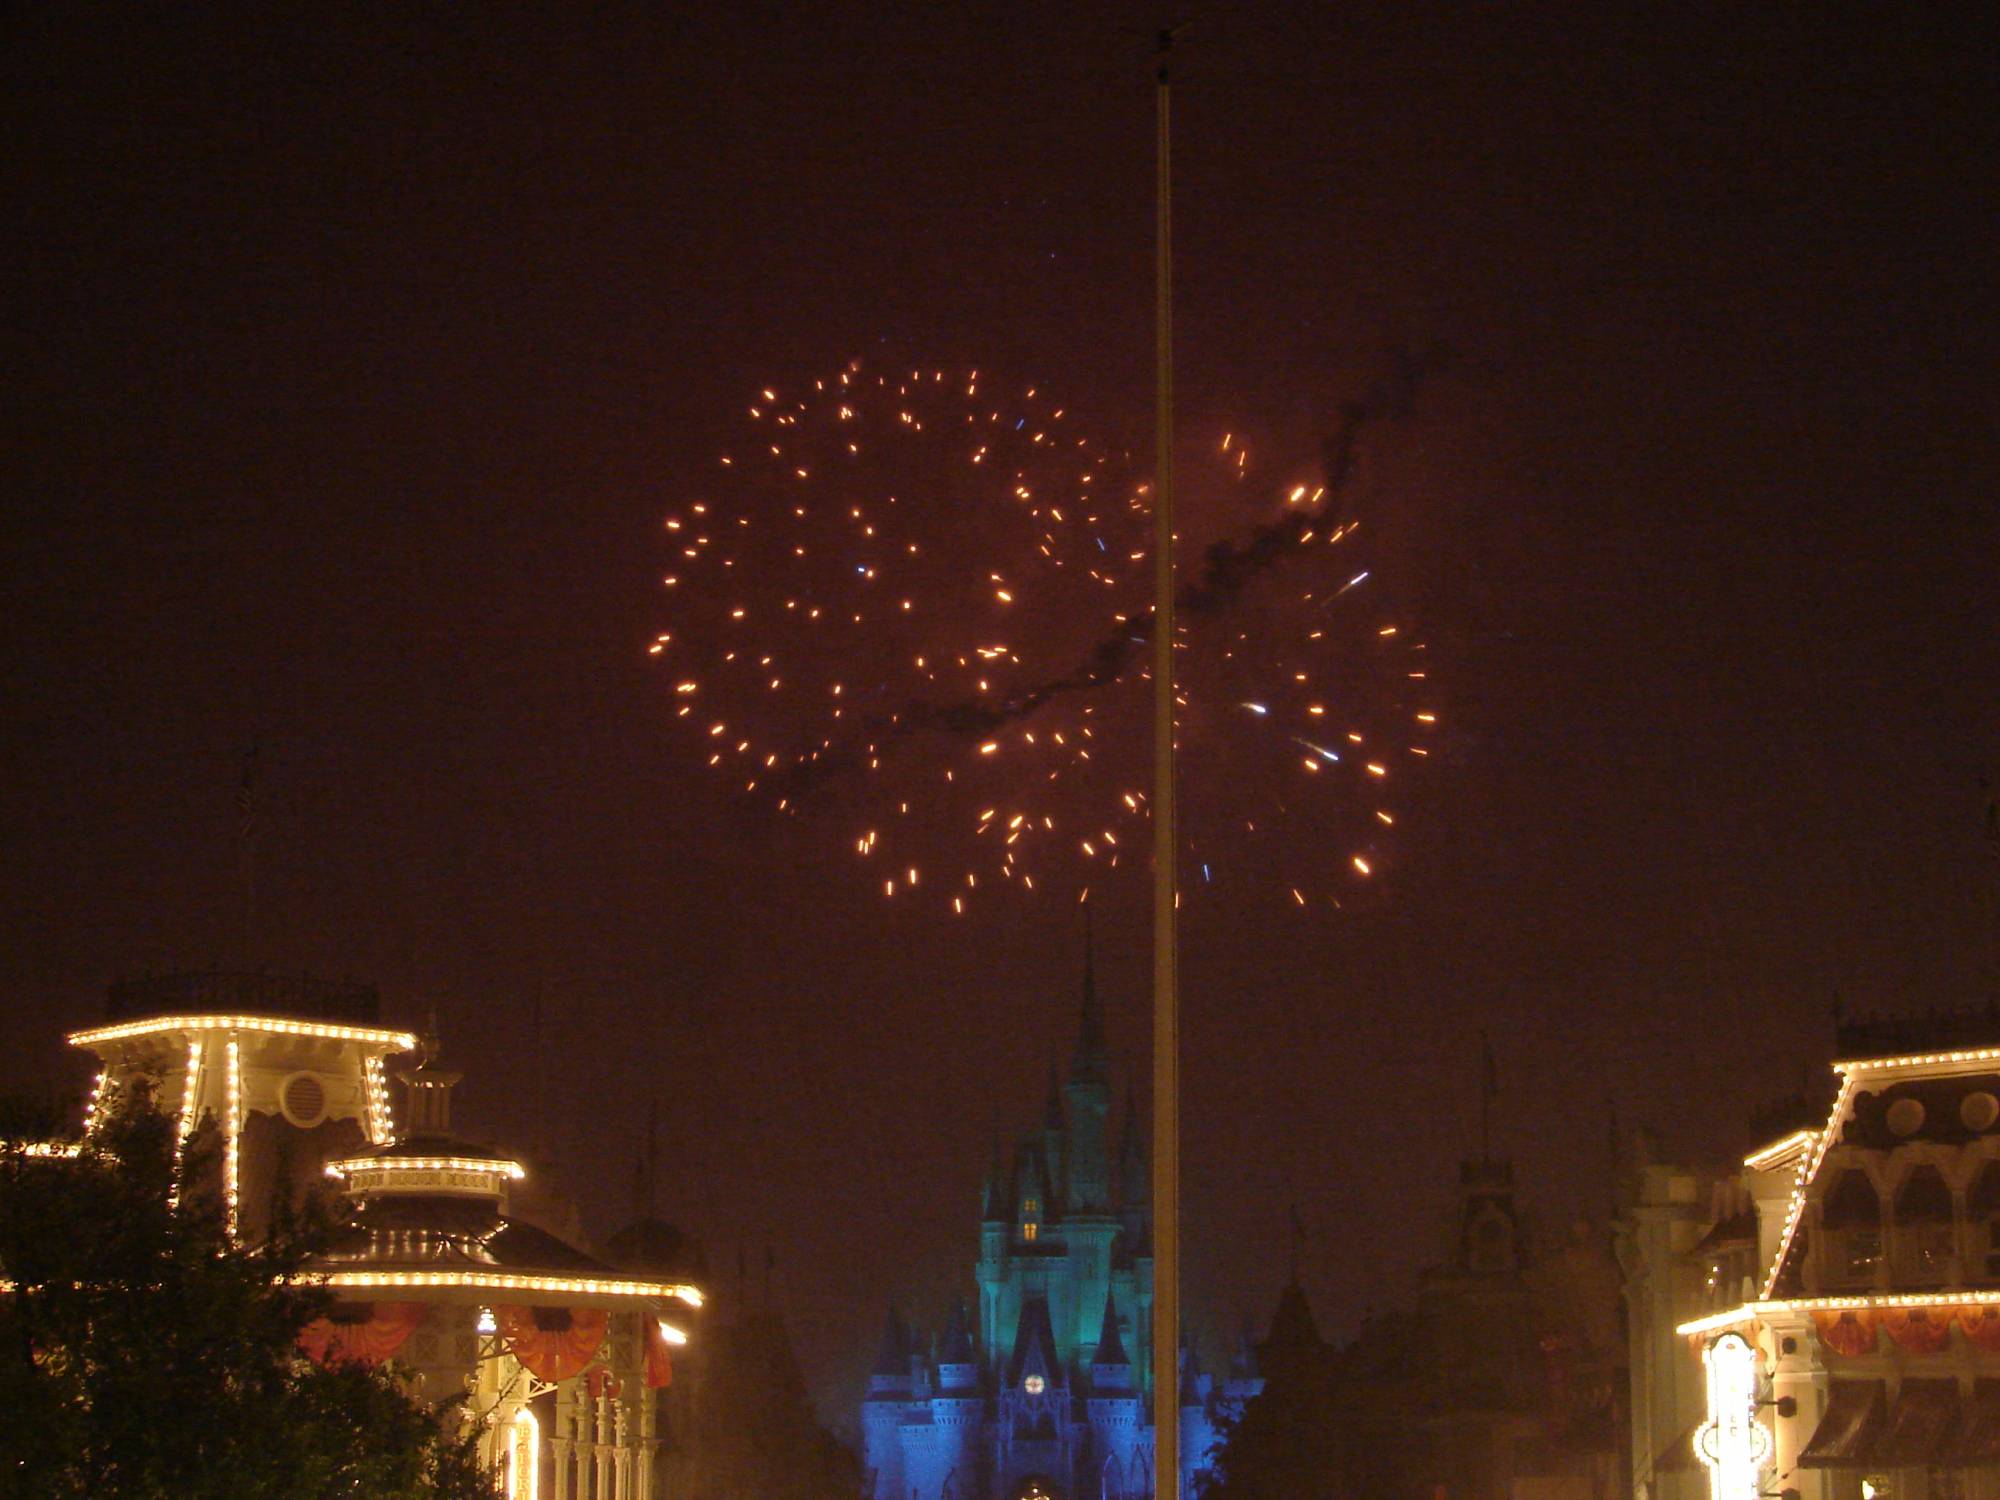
[862,957,1259,1500]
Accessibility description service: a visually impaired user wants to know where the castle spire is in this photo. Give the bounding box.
[1093,1288,1128,1366]
[939,1299,975,1365]
[1070,908,1109,1086]
[981,1127,1009,1222]
[872,1305,912,1377]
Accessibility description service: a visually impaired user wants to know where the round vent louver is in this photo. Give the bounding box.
[281,1073,328,1128]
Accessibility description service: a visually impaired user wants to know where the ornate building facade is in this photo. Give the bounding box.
[1627,1004,2000,1500]
[66,971,705,1500]
[862,963,1258,1500]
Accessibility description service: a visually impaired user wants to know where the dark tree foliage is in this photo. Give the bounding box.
[0,1090,496,1500]
[1201,1358,1355,1500]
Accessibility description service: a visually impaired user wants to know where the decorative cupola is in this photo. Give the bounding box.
[323,1026,524,1212]
[397,1023,461,1133]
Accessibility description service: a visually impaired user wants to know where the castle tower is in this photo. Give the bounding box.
[1087,1290,1144,1500]
[977,1133,1009,1356]
[863,1306,916,1500]
[1063,934,1112,1214]
[865,945,1177,1500]
[1060,942,1120,1355]
[1113,1091,1154,1394]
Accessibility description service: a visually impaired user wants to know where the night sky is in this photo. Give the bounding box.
[6,5,1997,1423]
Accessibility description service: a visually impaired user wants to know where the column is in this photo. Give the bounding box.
[554,1382,577,1500]
[595,1390,615,1500]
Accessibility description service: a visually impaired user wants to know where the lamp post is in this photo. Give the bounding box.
[1150,29,1180,1500]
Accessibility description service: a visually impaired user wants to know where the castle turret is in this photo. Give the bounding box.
[863,1305,916,1500]
[937,1300,978,1392]
[1089,1290,1131,1390]
[868,1305,914,1395]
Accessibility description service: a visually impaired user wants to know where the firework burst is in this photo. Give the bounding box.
[648,358,1436,914]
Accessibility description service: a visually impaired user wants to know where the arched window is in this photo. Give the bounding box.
[1970,1164,2000,1279]
[1894,1166,1955,1281]
[1821,1170,1882,1286]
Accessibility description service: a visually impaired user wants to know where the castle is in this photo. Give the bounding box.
[862,956,1259,1500]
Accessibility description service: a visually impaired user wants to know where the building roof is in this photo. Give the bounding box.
[600,1217,708,1281]
[1262,1280,1323,1353]
[308,1194,614,1276]
[104,970,383,1025]
[1837,1001,2000,1060]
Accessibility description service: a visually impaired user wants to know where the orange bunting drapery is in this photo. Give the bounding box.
[1958,1306,2000,1352]
[1881,1306,1951,1354]
[496,1304,609,1383]
[645,1319,675,1389]
[1813,1308,1878,1357]
[299,1302,428,1368]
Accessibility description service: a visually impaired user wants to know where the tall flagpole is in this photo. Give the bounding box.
[1150,29,1180,1500]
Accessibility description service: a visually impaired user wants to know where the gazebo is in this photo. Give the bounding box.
[302,1035,702,1500]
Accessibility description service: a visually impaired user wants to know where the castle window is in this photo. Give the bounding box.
[1024,1373,1045,1395]
[1023,1222,1038,1242]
